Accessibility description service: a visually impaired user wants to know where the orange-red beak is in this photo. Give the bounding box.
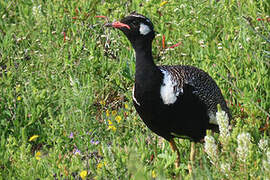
[104,21,130,30]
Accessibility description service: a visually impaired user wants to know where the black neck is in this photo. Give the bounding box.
[132,39,160,86]
[135,40,154,65]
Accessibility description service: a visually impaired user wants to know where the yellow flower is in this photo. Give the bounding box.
[106,109,110,117]
[99,100,105,106]
[35,151,41,160]
[80,170,87,179]
[115,116,122,123]
[160,1,168,7]
[97,162,103,169]
[112,110,117,116]
[97,162,107,169]
[124,104,129,109]
[108,125,116,131]
[17,96,22,101]
[29,135,39,141]
[108,120,113,125]
[108,120,116,131]
[152,170,157,178]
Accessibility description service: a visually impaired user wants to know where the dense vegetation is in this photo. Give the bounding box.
[0,0,269,179]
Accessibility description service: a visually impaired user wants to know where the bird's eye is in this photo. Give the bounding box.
[131,20,140,27]
[130,21,137,26]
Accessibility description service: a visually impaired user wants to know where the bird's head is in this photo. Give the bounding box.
[105,13,155,45]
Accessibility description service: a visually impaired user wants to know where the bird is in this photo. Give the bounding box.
[104,13,231,173]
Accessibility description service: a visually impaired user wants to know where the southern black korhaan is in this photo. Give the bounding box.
[104,13,231,172]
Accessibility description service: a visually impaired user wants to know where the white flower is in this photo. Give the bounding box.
[216,110,230,144]
[199,40,204,44]
[181,53,187,56]
[267,151,270,165]
[32,5,42,17]
[173,8,179,12]
[239,43,243,49]
[180,4,186,8]
[236,132,251,162]
[263,151,270,171]
[220,163,230,177]
[258,138,269,152]
[204,135,218,164]
[218,46,222,50]
[217,43,222,50]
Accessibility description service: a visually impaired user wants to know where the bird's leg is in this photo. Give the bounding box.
[188,141,196,174]
[169,139,180,168]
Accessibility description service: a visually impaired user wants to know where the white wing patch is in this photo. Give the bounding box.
[132,86,140,106]
[139,23,151,35]
[208,111,218,125]
[160,69,182,105]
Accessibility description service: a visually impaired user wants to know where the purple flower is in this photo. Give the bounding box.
[90,139,99,145]
[86,131,92,135]
[74,148,81,155]
[69,132,74,139]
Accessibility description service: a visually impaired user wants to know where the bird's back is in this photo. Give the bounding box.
[159,65,231,119]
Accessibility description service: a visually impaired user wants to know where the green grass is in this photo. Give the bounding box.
[0,0,269,179]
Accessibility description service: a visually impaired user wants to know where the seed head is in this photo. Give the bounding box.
[216,109,230,144]
[220,163,231,177]
[236,132,251,162]
[258,138,269,152]
[204,135,218,164]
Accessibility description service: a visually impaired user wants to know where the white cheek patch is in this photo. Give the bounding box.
[139,23,151,35]
[208,111,218,125]
[160,70,182,105]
